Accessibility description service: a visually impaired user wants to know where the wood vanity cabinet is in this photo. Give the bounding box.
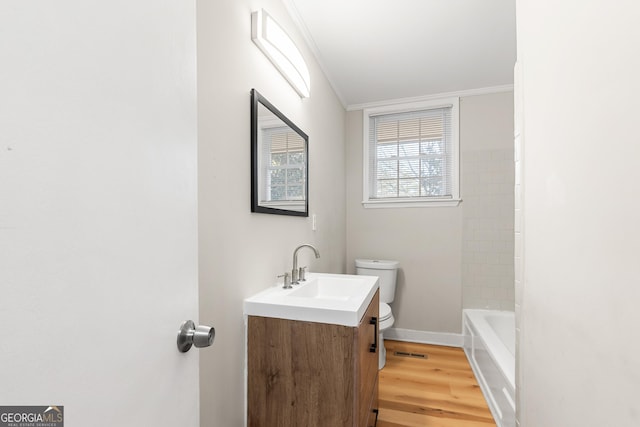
[247,290,379,427]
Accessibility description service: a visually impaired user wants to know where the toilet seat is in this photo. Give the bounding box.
[379,302,392,321]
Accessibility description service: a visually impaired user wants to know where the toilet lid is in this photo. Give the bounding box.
[379,302,392,321]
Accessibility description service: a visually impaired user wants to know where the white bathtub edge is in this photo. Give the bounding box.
[464,343,507,427]
[463,309,516,427]
[464,309,515,390]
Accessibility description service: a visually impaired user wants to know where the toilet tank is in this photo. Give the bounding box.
[355,259,399,304]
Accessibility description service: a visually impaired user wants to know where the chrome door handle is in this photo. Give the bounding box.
[177,320,215,352]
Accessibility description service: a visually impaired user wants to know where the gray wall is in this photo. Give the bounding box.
[461,93,515,310]
[197,1,347,425]
[346,92,514,334]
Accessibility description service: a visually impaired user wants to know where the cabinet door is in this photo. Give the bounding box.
[366,380,379,427]
[247,316,356,427]
[357,290,379,426]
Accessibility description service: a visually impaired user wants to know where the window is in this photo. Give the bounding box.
[261,126,306,205]
[363,98,460,208]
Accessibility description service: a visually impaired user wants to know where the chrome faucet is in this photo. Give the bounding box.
[292,244,320,284]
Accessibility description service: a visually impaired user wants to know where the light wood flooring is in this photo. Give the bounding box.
[377,340,496,427]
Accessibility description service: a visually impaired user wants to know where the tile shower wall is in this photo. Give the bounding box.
[462,149,515,310]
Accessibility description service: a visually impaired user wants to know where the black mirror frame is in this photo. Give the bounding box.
[251,89,309,217]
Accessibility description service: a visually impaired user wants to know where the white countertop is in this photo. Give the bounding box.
[243,272,379,327]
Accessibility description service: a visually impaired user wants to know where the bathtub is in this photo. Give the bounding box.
[463,309,515,427]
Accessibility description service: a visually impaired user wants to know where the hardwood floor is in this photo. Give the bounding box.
[377,340,496,427]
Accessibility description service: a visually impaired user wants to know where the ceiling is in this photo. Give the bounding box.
[284,0,516,107]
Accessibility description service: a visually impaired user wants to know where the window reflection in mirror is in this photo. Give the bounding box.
[251,89,308,216]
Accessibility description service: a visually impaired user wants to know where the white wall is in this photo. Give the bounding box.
[516,1,640,426]
[0,1,200,425]
[197,0,346,425]
[345,91,514,334]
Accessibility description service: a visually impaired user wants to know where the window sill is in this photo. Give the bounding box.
[362,198,462,209]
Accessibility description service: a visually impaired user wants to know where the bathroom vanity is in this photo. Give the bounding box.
[245,273,380,427]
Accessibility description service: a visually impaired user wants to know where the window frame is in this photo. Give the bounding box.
[362,97,461,208]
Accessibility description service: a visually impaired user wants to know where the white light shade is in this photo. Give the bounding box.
[251,9,311,98]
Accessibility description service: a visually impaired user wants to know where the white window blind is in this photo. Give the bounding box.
[366,103,457,203]
[261,126,306,202]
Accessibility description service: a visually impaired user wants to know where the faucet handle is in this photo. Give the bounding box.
[299,266,308,282]
[277,272,292,289]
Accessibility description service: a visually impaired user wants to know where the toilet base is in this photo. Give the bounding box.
[379,332,386,369]
[378,316,394,370]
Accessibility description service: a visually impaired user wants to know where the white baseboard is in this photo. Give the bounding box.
[384,327,464,348]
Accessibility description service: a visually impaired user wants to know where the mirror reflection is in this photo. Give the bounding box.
[251,89,308,216]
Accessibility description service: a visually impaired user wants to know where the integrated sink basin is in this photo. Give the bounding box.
[243,273,379,326]
[288,275,373,300]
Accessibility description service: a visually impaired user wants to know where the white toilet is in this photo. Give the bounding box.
[355,259,399,369]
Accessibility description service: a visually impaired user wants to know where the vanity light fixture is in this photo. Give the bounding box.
[251,9,311,98]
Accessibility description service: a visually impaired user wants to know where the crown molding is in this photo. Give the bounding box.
[281,0,348,108]
[347,84,514,111]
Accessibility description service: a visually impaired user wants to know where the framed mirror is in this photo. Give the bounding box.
[251,89,309,216]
